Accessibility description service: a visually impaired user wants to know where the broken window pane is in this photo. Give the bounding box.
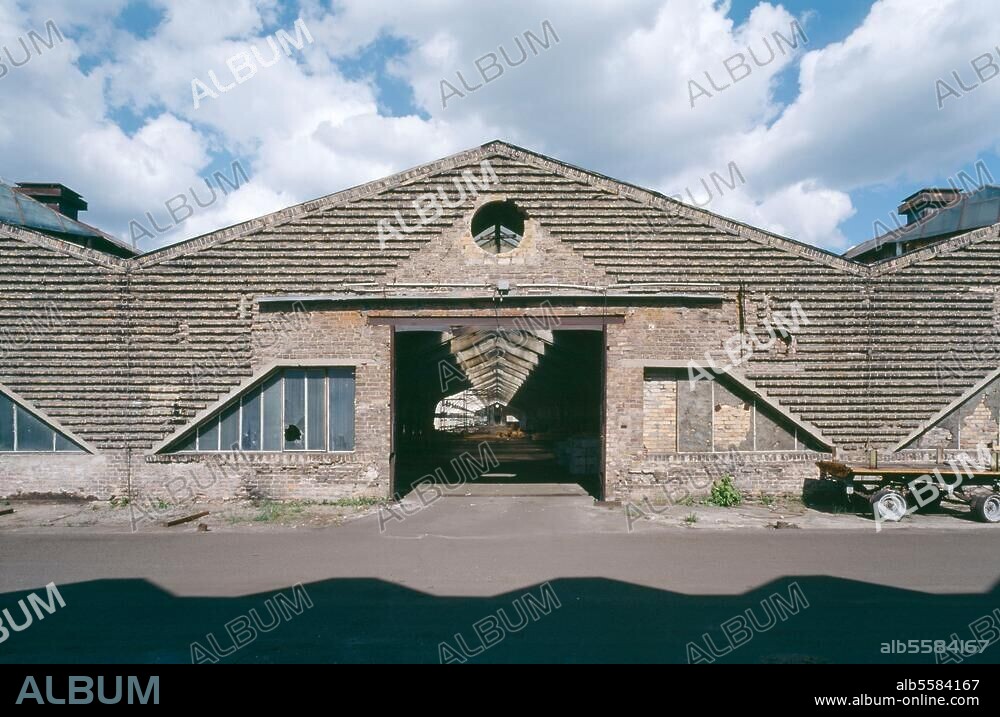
[165,366,357,454]
[284,369,306,450]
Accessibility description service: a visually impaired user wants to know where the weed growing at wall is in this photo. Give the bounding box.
[707,475,742,507]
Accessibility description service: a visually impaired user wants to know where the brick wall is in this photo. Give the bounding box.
[2,142,1000,504]
[624,451,831,502]
[714,402,753,450]
[642,375,676,452]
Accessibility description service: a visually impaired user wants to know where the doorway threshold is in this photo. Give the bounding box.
[438,483,590,498]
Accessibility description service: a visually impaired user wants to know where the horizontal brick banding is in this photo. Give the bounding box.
[1,142,997,501]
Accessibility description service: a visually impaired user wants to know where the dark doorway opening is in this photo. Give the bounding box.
[393,326,604,499]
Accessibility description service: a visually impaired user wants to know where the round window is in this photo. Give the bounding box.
[471,200,525,254]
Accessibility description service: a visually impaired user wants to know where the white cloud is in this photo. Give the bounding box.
[723,0,1000,195]
[1,0,998,254]
[711,180,856,247]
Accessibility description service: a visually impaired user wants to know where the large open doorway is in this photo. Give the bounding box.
[392,321,605,499]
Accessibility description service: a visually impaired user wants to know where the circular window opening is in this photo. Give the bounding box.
[471,200,525,254]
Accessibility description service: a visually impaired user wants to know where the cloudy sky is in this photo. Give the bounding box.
[0,0,997,253]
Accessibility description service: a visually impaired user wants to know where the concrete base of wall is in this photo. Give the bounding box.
[0,451,391,503]
[616,450,830,503]
[0,453,116,500]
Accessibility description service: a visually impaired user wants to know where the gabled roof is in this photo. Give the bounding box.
[0,222,131,270]
[844,185,1000,260]
[0,182,136,258]
[133,140,868,275]
[6,140,997,278]
[892,365,1000,451]
[868,223,1000,277]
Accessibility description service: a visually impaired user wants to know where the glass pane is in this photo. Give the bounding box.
[306,369,326,450]
[262,373,282,451]
[329,367,355,451]
[241,386,261,451]
[284,369,305,450]
[220,401,240,452]
[16,406,54,451]
[175,431,197,452]
[198,416,219,452]
[0,393,12,451]
[55,433,82,452]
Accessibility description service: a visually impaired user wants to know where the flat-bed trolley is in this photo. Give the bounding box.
[817,458,1000,523]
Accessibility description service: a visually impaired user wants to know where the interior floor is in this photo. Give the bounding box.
[393,428,601,498]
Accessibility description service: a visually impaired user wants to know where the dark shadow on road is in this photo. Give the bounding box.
[1,576,998,664]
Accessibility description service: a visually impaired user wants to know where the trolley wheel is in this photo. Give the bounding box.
[871,488,907,522]
[971,494,1000,523]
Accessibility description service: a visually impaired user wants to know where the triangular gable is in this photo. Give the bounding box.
[640,360,832,451]
[489,143,866,276]
[5,141,997,278]
[131,140,867,276]
[384,193,616,288]
[151,360,363,454]
[0,223,129,271]
[0,381,95,453]
[133,142,513,268]
[893,367,1000,451]
[869,223,1000,276]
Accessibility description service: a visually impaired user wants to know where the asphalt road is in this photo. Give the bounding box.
[1,495,999,663]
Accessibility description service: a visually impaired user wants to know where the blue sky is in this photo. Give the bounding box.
[1,0,997,252]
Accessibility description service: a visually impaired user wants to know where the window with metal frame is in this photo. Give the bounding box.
[0,391,85,453]
[167,367,356,453]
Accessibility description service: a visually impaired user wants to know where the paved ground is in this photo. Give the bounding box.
[1,490,999,663]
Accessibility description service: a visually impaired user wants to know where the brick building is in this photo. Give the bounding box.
[2,141,999,505]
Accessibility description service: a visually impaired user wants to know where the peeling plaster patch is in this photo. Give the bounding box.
[714,402,752,449]
[919,426,954,448]
[961,397,998,449]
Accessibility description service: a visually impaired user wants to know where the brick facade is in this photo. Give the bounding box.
[642,376,677,453]
[2,142,999,503]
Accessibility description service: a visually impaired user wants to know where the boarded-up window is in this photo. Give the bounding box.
[642,368,808,454]
[677,373,713,452]
[642,375,676,452]
[909,378,1000,450]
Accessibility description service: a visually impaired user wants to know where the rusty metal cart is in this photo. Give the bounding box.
[816,457,1000,523]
